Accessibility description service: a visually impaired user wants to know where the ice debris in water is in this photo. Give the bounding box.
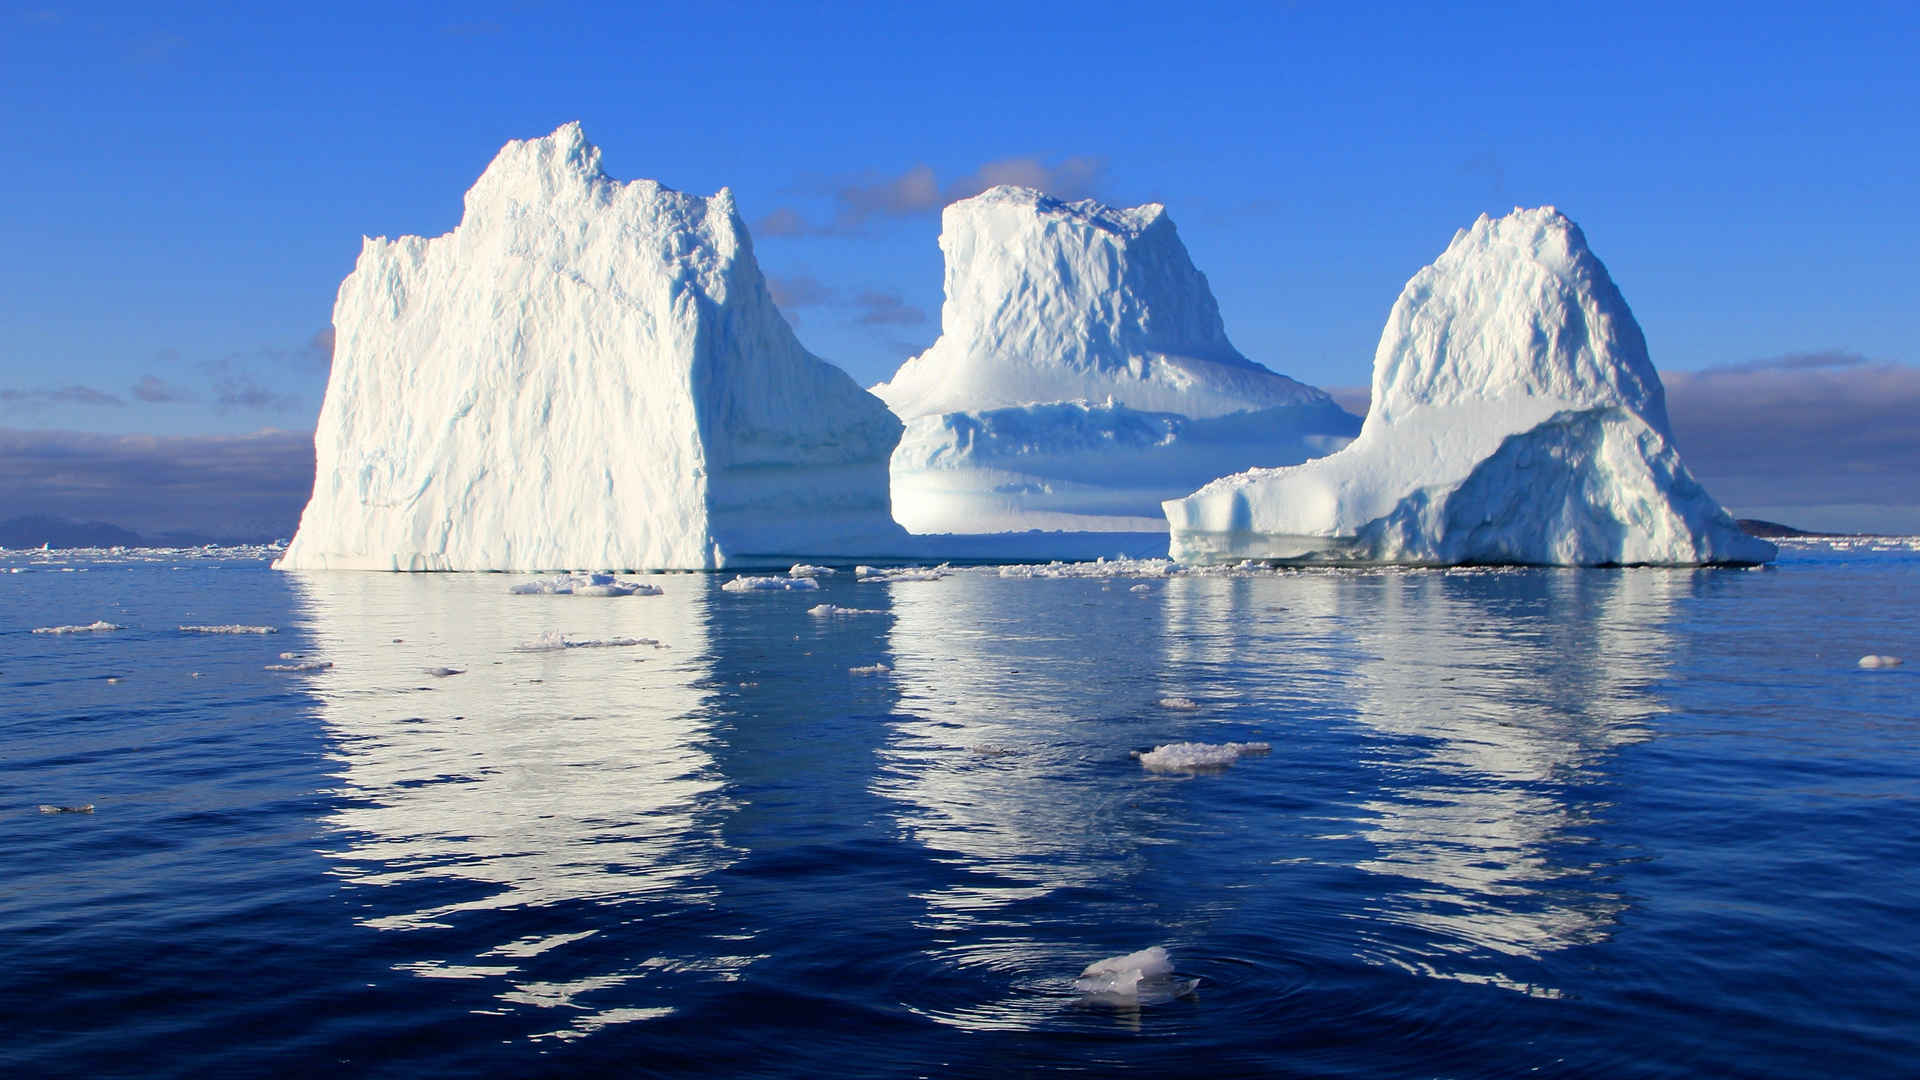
[32,621,123,634]
[856,565,947,583]
[509,573,661,597]
[807,603,884,616]
[425,667,465,677]
[1858,655,1904,668]
[38,803,95,814]
[179,624,278,634]
[265,660,334,673]
[996,557,1174,580]
[722,575,820,592]
[1158,697,1201,710]
[849,663,891,675]
[515,631,660,651]
[1073,946,1197,1008]
[1135,741,1271,772]
[790,564,837,577]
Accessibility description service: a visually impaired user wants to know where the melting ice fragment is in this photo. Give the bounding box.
[1858,655,1904,668]
[721,575,819,592]
[1135,741,1270,772]
[1073,946,1197,1007]
[179,624,278,634]
[32,621,122,634]
[1165,207,1776,567]
[509,574,662,597]
[807,603,883,616]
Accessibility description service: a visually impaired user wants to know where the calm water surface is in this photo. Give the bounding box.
[2,541,1915,1077]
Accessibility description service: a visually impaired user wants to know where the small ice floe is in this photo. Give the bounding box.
[179,624,278,635]
[790,563,837,577]
[856,565,947,583]
[722,575,819,592]
[509,573,661,597]
[1134,741,1271,773]
[425,667,465,677]
[265,660,333,672]
[515,631,659,651]
[1158,697,1201,711]
[1129,583,1152,593]
[1073,946,1197,1008]
[849,662,891,675]
[1858,655,1904,668]
[807,603,884,616]
[37,803,95,815]
[32,621,123,635]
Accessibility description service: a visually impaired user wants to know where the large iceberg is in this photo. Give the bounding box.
[1164,207,1776,566]
[871,187,1358,534]
[277,123,905,572]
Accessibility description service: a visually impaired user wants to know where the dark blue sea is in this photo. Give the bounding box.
[4,540,1916,1078]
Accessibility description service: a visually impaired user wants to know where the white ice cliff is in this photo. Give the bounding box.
[1164,207,1775,566]
[871,187,1358,534]
[277,123,905,572]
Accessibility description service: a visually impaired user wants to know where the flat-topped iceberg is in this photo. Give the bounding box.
[1164,207,1775,567]
[277,123,905,572]
[872,186,1357,534]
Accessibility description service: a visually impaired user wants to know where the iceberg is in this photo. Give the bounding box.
[1164,207,1777,567]
[277,123,905,572]
[872,186,1359,534]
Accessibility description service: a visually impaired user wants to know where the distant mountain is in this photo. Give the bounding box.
[0,515,275,549]
[1736,518,1816,538]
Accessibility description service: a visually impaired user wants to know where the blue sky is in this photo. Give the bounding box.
[2,2,1916,533]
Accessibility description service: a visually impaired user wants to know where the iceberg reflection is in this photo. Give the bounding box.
[1339,568,1681,993]
[289,571,743,1035]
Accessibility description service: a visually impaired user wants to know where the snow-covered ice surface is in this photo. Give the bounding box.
[872,186,1358,534]
[1166,207,1776,567]
[1135,741,1272,773]
[1073,946,1197,1008]
[276,123,905,573]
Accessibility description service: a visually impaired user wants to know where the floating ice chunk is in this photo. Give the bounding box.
[265,660,333,672]
[32,621,123,634]
[1073,946,1197,1007]
[807,603,885,616]
[509,574,662,597]
[722,575,820,592]
[790,564,837,577]
[37,803,95,814]
[1859,655,1904,668]
[180,624,278,634]
[1157,697,1201,710]
[515,632,659,651]
[1130,583,1151,593]
[425,667,465,677]
[849,663,891,675]
[1135,741,1270,772]
[856,565,947,583]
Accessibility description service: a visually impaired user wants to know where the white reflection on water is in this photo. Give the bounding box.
[1338,568,1681,994]
[288,571,744,1034]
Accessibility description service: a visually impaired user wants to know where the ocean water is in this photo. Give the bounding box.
[3,541,1916,1078]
